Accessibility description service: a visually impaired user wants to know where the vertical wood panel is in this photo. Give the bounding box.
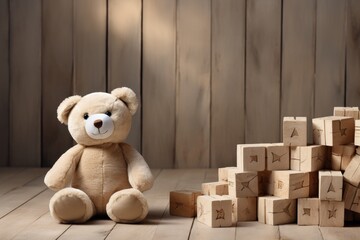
[73,0,106,95]
[282,0,316,143]
[315,0,346,117]
[175,0,211,168]
[346,0,360,106]
[42,0,73,167]
[211,0,245,167]
[142,0,176,168]
[246,0,281,143]
[0,0,9,166]
[108,0,142,151]
[10,0,42,166]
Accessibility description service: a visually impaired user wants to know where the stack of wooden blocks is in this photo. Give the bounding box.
[169,107,360,228]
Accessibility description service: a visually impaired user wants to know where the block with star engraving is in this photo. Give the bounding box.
[229,196,257,222]
[331,144,356,171]
[197,195,233,227]
[297,198,319,225]
[319,200,344,227]
[227,169,258,198]
[355,120,360,146]
[333,106,359,119]
[218,166,238,182]
[319,171,343,201]
[343,182,360,214]
[169,190,202,217]
[202,181,228,196]
[283,117,307,146]
[343,150,360,187]
[290,145,326,172]
[258,196,296,225]
[312,116,355,146]
[272,171,309,199]
[237,144,266,171]
[265,143,290,171]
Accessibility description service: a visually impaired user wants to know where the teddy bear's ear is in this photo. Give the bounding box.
[57,95,82,125]
[111,87,138,115]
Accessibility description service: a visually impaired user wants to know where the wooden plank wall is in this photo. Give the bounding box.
[1,0,360,168]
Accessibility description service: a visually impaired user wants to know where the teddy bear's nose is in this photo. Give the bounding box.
[94,119,103,129]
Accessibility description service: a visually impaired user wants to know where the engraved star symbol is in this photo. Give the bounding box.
[241,181,250,191]
[292,180,305,190]
[328,206,337,219]
[272,152,281,163]
[216,209,225,220]
[250,155,258,163]
[303,208,311,216]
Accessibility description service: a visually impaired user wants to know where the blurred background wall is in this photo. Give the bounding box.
[0,0,359,168]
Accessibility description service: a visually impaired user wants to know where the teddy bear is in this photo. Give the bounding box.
[44,87,154,224]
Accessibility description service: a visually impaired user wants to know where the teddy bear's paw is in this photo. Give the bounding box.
[106,188,148,223]
[49,188,95,223]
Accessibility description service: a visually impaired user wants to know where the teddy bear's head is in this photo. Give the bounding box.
[57,87,138,146]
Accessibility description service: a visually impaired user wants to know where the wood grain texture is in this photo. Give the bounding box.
[175,0,211,168]
[346,0,360,106]
[73,0,106,95]
[108,0,142,151]
[0,0,9,166]
[9,0,42,167]
[211,0,245,167]
[282,0,316,143]
[42,0,73,167]
[142,0,176,168]
[315,0,346,117]
[246,0,281,143]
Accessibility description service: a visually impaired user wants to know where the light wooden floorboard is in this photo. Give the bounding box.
[0,168,359,240]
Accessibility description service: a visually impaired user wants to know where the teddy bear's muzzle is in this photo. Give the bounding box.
[85,113,114,140]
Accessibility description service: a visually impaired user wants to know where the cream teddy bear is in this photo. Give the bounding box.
[44,87,154,223]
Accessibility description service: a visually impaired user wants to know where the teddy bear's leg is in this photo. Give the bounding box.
[49,187,95,223]
[106,188,148,223]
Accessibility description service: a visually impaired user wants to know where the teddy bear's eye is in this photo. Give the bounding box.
[105,111,112,117]
[83,113,89,120]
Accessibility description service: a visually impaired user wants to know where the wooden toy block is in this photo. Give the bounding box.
[297,198,319,226]
[202,182,228,196]
[197,195,233,227]
[272,171,309,199]
[319,171,343,201]
[356,120,360,146]
[258,171,273,196]
[265,143,290,171]
[312,116,355,146]
[283,117,307,146]
[290,145,326,172]
[331,145,356,171]
[170,190,202,217]
[319,200,345,227]
[228,169,258,198]
[234,197,257,222]
[258,196,296,225]
[334,106,359,119]
[309,171,319,198]
[237,144,266,171]
[344,152,360,187]
[218,167,237,182]
[343,182,360,214]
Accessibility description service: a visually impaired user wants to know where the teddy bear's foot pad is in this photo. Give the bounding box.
[50,188,94,223]
[106,189,148,223]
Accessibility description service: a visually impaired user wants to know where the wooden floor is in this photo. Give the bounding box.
[0,168,360,240]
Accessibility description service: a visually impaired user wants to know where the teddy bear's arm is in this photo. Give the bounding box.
[44,144,84,191]
[120,143,154,192]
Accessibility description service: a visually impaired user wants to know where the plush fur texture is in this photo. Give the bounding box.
[45,87,154,224]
